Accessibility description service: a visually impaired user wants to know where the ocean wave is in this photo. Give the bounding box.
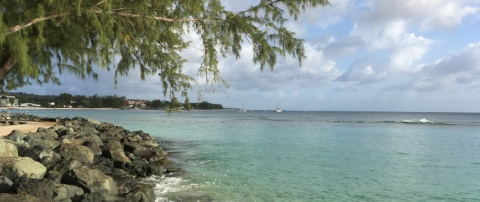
[142,175,202,202]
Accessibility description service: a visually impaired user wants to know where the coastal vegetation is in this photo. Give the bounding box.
[0,0,330,109]
[4,92,223,110]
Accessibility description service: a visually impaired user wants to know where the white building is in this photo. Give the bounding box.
[0,95,19,107]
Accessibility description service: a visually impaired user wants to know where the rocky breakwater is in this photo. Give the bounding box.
[0,117,178,201]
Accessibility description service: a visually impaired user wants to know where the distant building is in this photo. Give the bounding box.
[0,95,19,107]
[124,100,147,108]
[19,103,41,107]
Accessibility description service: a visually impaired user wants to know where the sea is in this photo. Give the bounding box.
[6,109,480,201]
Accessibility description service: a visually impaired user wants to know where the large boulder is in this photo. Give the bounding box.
[45,159,83,183]
[0,193,54,202]
[12,177,84,202]
[125,183,155,202]
[23,135,60,150]
[0,139,18,157]
[87,118,102,125]
[103,140,131,164]
[63,166,118,195]
[57,143,94,165]
[4,130,27,142]
[0,157,47,180]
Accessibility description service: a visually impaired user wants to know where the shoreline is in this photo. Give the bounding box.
[0,121,59,137]
[3,107,121,110]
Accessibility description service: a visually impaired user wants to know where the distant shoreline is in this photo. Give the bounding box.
[2,107,121,110]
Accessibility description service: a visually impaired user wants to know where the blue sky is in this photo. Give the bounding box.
[17,0,480,112]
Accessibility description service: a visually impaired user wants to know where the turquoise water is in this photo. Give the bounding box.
[9,109,480,201]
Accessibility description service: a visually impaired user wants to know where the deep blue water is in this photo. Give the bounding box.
[10,109,480,201]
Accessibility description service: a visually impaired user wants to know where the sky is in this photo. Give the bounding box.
[17,0,480,112]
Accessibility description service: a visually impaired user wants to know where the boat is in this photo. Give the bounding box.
[275,101,282,112]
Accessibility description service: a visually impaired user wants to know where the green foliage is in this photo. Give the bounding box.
[192,101,223,110]
[8,92,126,108]
[0,0,329,108]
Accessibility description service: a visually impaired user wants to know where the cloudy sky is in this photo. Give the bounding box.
[17,0,480,112]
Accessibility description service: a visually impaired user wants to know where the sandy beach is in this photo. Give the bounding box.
[0,121,58,137]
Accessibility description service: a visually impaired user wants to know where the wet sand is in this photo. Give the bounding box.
[0,121,58,137]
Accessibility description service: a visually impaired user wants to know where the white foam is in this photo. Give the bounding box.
[142,175,203,202]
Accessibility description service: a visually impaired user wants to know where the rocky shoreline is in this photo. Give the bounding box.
[0,113,181,201]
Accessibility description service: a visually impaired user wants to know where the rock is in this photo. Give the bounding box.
[86,118,102,125]
[124,142,159,159]
[125,183,155,202]
[58,143,94,165]
[35,128,59,140]
[82,141,103,157]
[46,159,83,183]
[12,177,56,199]
[122,162,163,177]
[103,140,131,164]
[115,176,138,195]
[53,184,84,202]
[21,145,56,162]
[0,176,13,193]
[0,193,54,202]
[0,139,18,157]
[5,130,27,142]
[63,166,118,195]
[0,157,47,180]
[81,192,124,202]
[24,136,60,150]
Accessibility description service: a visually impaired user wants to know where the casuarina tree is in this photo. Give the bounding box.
[0,0,330,107]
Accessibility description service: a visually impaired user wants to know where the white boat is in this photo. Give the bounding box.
[275,100,282,112]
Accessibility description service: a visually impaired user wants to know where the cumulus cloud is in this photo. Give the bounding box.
[300,0,352,28]
[355,0,478,31]
[217,43,342,91]
[426,42,480,76]
[323,36,365,59]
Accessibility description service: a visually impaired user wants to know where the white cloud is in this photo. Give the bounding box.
[300,0,352,28]
[426,42,480,76]
[356,0,478,31]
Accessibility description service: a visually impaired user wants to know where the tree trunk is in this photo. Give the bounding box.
[0,57,15,81]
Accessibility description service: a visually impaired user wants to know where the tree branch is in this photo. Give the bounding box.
[99,10,222,22]
[8,13,68,35]
[0,57,16,81]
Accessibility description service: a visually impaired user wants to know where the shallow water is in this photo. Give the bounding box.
[13,109,480,201]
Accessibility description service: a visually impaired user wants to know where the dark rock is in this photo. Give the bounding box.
[124,142,157,159]
[57,143,94,165]
[35,128,59,139]
[62,166,118,195]
[5,130,27,142]
[48,159,83,183]
[24,135,60,149]
[21,145,56,161]
[12,176,55,198]
[102,140,131,164]
[115,176,138,195]
[11,176,83,202]
[82,141,103,157]
[81,192,123,202]
[125,183,155,202]
[0,193,54,202]
[0,176,13,193]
